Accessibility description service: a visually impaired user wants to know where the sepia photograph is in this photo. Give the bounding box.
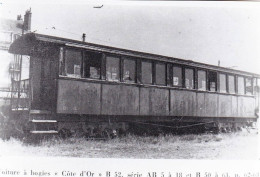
[0,0,260,164]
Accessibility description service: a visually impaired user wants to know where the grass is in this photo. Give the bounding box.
[0,131,258,159]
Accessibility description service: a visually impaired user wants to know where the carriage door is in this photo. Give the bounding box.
[30,56,53,111]
[40,57,54,111]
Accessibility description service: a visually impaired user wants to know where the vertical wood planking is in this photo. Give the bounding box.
[205,93,218,117]
[150,88,169,116]
[218,95,232,117]
[231,96,238,117]
[242,97,255,118]
[140,87,150,115]
[57,80,101,114]
[170,90,184,116]
[101,84,139,115]
[237,97,244,117]
[170,90,196,117]
[197,92,206,117]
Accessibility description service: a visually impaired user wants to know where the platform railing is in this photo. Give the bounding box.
[11,79,30,110]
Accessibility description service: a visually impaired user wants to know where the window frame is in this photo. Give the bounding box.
[197,69,207,91]
[253,77,258,95]
[105,54,121,82]
[245,77,253,95]
[237,75,245,95]
[207,71,218,92]
[83,50,103,80]
[218,72,228,93]
[172,64,184,88]
[154,61,167,86]
[141,59,153,85]
[122,56,137,83]
[184,67,195,90]
[59,47,256,97]
[63,47,83,78]
[227,74,236,94]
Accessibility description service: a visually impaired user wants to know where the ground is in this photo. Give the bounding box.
[0,130,259,159]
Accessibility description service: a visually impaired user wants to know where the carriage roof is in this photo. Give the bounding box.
[9,32,260,78]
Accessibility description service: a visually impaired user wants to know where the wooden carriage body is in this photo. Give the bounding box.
[8,33,260,135]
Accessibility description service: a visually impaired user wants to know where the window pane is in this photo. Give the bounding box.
[185,68,194,89]
[106,56,120,81]
[253,78,257,95]
[245,78,253,95]
[86,52,102,79]
[141,61,152,84]
[228,75,235,94]
[156,63,166,85]
[173,66,182,87]
[237,76,245,95]
[219,74,227,93]
[257,79,260,94]
[65,49,81,78]
[123,59,136,83]
[208,71,217,91]
[198,70,206,91]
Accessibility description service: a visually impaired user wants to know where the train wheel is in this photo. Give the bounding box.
[101,128,117,139]
[101,128,111,139]
[59,128,72,139]
[117,128,126,137]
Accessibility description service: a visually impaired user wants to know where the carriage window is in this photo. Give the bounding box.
[185,68,194,89]
[219,73,227,93]
[65,49,82,78]
[257,79,260,94]
[141,61,152,84]
[173,66,182,87]
[237,76,245,95]
[106,56,120,81]
[245,77,253,95]
[228,75,235,94]
[85,52,102,79]
[208,71,217,91]
[253,78,258,95]
[155,63,166,85]
[123,58,136,83]
[198,70,206,91]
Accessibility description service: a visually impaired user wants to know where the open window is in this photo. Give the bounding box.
[64,49,82,78]
[208,71,217,91]
[172,66,182,87]
[257,79,260,94]
[219,73,227,93]
[141,61,152,84]
[198,70,206,91]
[245,77,253,95]
[185,68,194,89]
[85,51,102,79]
[106,56,120,81]
[155,62,166,85]
[228,75,235,94]
[123,58,136,83]
[237,76,245,95]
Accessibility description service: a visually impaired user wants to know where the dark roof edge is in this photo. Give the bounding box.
[13,32,260,78]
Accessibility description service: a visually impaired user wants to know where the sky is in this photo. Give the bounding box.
[0,0,260,76]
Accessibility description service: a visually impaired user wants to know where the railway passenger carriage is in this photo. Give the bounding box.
[7,33,260,137]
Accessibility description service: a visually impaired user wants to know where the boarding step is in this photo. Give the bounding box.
[30,110,52,114]
[30,130,58,134]
[29,110,55,121]
[29,119,58,133]
[31,120,57,123]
